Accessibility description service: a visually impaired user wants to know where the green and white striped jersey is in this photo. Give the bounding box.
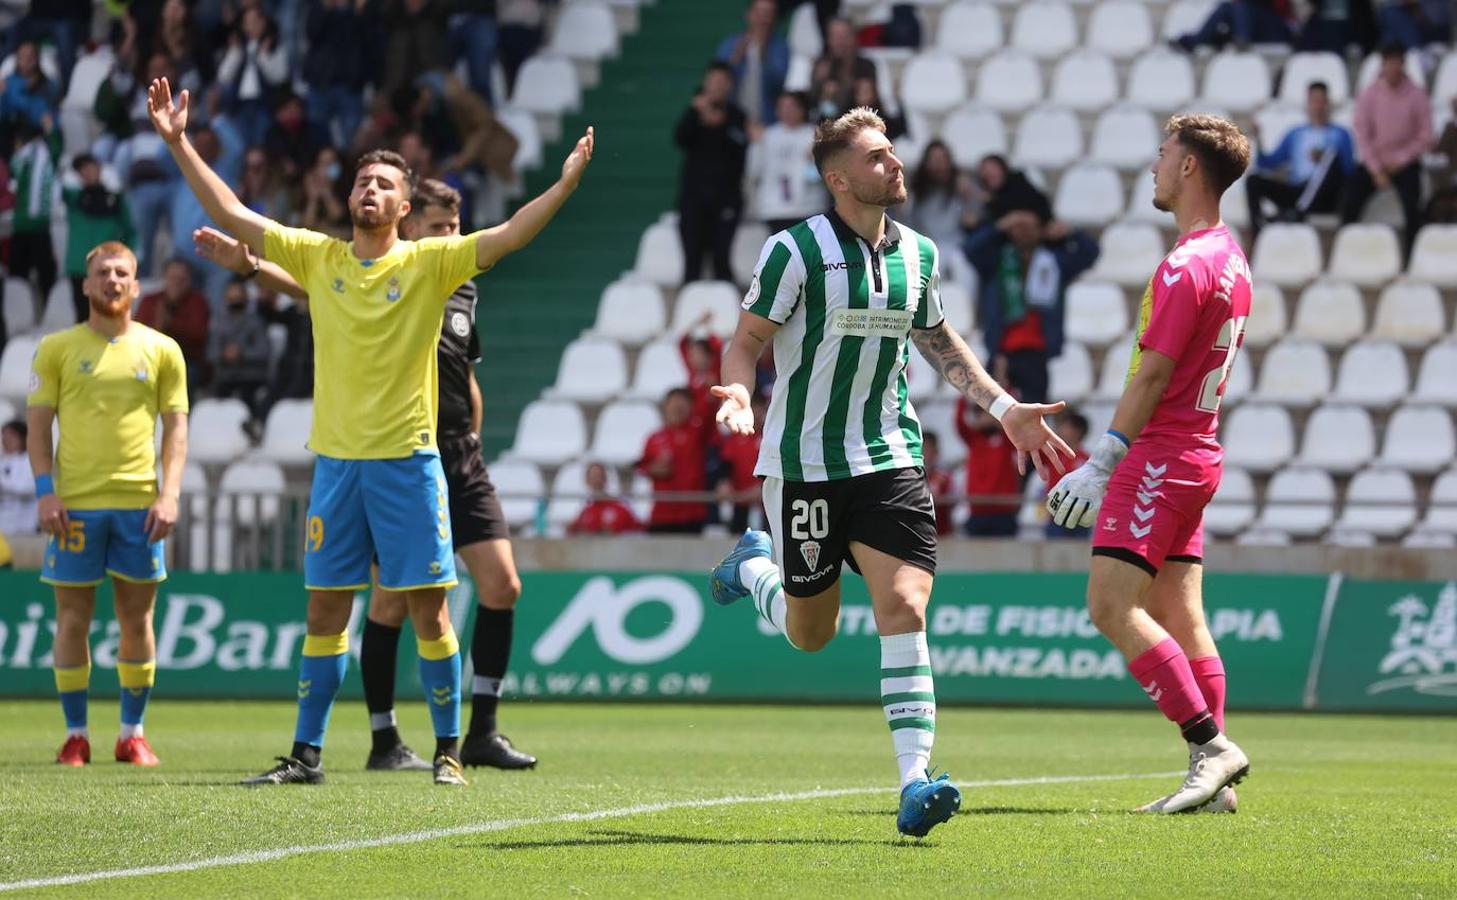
[744,209,945,482]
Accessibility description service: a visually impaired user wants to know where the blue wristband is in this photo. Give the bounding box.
[1106,429,1131,449]
[35,474,55,497]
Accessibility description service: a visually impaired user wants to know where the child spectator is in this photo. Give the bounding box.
[717,395,766,532]
[569,462,644,535]
[955,394,1022,537]
[0,420,37,537]
[637,388,709,534]
[922,431,956,537]
[62,154,135,323]
[1043,411,1091,540]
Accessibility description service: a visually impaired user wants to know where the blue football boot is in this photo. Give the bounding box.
[897,771,962,838]
[709,530,774,606]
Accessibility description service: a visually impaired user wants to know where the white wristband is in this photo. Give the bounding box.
[988,394,1016,422]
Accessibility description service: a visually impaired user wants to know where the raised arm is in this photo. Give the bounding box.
[148,78,272,253]
[473,126,595,272]
[712,310,778,436]
[194,227,308,303]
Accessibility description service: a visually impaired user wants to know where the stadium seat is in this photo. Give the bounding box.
[1355,49,1426,92]
[1296,405,1375,473]
[1413,341,1457,406]
[1094,335,1135,401]
[1054,164,1124,226]
[259,400,314,465]
[511,55,581,115]
[1126,49,1196,112]
[1278,52,1350,106]
[40,282,76,334]
[1372,279,1445,346]
[1011,1,1079,58]
[731,221,770,288]
[914,400,967,465]
[1220,176,1251,229]
[940,105,1009,167]
[1200,52,1272,113]
[488,458,545,530]
[1336,467,1417,538]
[588,399,660,467]
[1235,527,1293,546]
[1205,466,1256,536]
[1090,222,1166,285]
[1086,0,1153,58]
[1253,340,1331,406]
[1408,225,1457,286]
[1089,105,1159,170]
[1048,341,1093,402]
[673,280,742,335]
[1051,51,1120,111]
[3,278,36,337]
[217,459,285,527]
[1258,467,1336,537]
[936,0,1003,59]
[0,334,41,400]
[1434,52,1457,106]
[591,278,666,346]
[550,337,629,403]
[188,399,253,465]
[1327,224,1402,287]
[1244,283,1287,348]
[940,277,974,334]
[906,356,941,403]
[900,53,967,115]
[511,400,588,466]
[788,2,823,58]
[633,220,685,286]
[1223,347,1253,406]
[548,1,619,61]
[631,339,690,400]
[975,51,1044,112]
[1221,404,1295,472]
[1124,171,1169,225]
[1326,527,1378,547]
[1252,105,1307,157]
[1403,529,1457,548]
[1379,406,1456,475]
[1332,341,1409,407]
[1251,223,1322,286]
[1423,468,1457,535]
[1161,0,1216,39]
[0,398,14,425]
[1064,281,1128,347]
[1012,106,1083,169]
[495,106,544,170]
[1291,280,1366,347]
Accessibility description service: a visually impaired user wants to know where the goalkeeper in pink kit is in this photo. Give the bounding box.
[1047,114,1253,813]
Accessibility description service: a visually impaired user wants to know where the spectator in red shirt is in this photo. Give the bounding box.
[637,388,709,534]
[569,462,643,535]
[135,258,211,394]
[716,394,766,532]
[922,431,957,537]
[955,395,1022,537]
[679,312,724,439]
[1043,410,1091,540]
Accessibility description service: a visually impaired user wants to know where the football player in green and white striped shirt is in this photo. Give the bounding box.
[708,108,1073,838]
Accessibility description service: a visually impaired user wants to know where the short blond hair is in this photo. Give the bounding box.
[1165,114,1251,195]
[812,106,887,174]
[85,241,137,274]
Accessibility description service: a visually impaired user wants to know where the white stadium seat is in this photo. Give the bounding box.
[1049,341,1093,402]
[1094,335,1135,401]
[1055,164,1124,226]
[788,2,823,58]
[1423,468,1457,535]
[1090,104,1159,169]
[1279,52,1350,106]
[1244,283,1287,348]
[1011,1,1079,59]
[900,53,967,115]
[1434,53,1457,106]
[217,459,285,527]
[1379,406,1455,475]
[1235,527,1293,546]
[1222,347,1253,406]
[1161,0,1216,39]
[1408,225,1457,286]
[510,55,581,115]
[550,337,629,403]
[1336,467,1417,538]
[939,279,974,334]
[1404,529,1457,548]
[1253,340,1331,406]
[1221,176,1251,229]
[633,220,685,287]
[1091,222,1166,285]
[1328,224,1402,287]
[1051,51,1120,111]
[1252,104,1307,157]
[673,280,742,335]
[40,281,77,334]
[1258,467,1336,537]
[1372,279,1445,347]
[1221,404,1295,473]
[1251,223,1322,286]
[1013,106,1084,169]
[1087,0,1153,58]
[1199,52,1271,113]
[1125,170,1172,225]
[1126,49,1196,112]
[731,221,770,288]
[0,334,41,400]
[259,400,314,465]
[3,278,36,337]
[1413,342,1457,406]
[495,106,544,170]
[631,338,690,400]
[1205,467,1256,536]
[511,400,587,466]
[940,105,1009,167]
[914,400,967,465]
[591,279,666,346]
[1064,281,1128,347]
[549,0,619,61]
[489,458,545,529]
[1296,405,1375,473]
[188,399,253,465]
[1326,527,1378,548]
[906,357,940,404]
[1291,280,1366,347]
[1332,341,1409,407]
[1356,50,1426,92]
[936,0,1004,59]
[975,51,1044,112]
[589,399,660,467]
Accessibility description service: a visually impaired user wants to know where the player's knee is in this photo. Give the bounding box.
[478,572,522,610]
[788,619,837,653]
[1086,588,1130,636]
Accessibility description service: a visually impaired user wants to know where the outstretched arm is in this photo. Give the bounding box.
[712,310,778,436]
[148,78,272,253]
[193,227,309,303]
[473,127,595,272]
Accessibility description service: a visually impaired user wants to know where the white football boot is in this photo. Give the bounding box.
[1157,734,1250,814]
[1134,784,1238,814]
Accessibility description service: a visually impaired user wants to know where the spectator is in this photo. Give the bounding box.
[394,73,521,182]
[1171,0,1296,51]
[381,0,450,99]
[209,277,273,420]
[137,259,212,392]
[748,91,823,233]
[569,462,644,535]
[955,396,1022,538]
[237,146,291,221]
[1246,81,1355,239]
[498,0,548,98]
[1042,411,1090,540]
[61,154,136,324]
[254,286,314,439]
[674,62,748,284]
[8,119,60,321]
[1427,97,1457,222]
[680,314,725,437]
[810,17,876,117]
[217,6,290,145]
[304,0,373,148]
[264,93,328,183]
[922,430,956,537]
[0,420,37,537]
[109,59,180,277]
[978,154,1053,224]
[716,0,791,130]
[851,76,904,141]
[716,394,766,533]
[963,212,1100,405]
[637,388,709,534]
[1300,0,1379,53]
[0,40,59,133]
[149,0,213,87]
[1377,0,1450,48]
[2,2,86,93]
[298,145,351,237]
[1344,42,1433,261]
[903,140,982,290]
[446,0,499,103]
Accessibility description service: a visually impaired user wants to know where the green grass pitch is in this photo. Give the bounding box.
[1,701,1454,898]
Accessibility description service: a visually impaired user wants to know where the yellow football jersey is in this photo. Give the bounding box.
[27,323,189,509]
[263,225,484,459]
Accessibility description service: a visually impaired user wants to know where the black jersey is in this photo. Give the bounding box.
[437,281,480,438]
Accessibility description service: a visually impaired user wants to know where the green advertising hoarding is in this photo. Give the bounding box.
[0,569,1391,710]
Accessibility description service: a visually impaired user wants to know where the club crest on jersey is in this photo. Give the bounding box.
[386,276,402,302]
[332,278,346,294]
[135,366,148,381]
[800,539,821,571]
[78,360,93,374]
[742,275,760,310]
[451,312,470,337]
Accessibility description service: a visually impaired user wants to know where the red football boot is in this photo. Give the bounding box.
[115,735,160,767]
[56,735,91,766]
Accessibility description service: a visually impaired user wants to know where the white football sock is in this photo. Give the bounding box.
[119,722,143,739]
[881,631,936,787]
[739,556,794,646]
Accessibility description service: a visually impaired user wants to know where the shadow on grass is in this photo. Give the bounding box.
[840,806,1079,817]
[465,829,892,851]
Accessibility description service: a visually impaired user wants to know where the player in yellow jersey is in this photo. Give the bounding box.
[27,241,190,769]
[146,77,593,786]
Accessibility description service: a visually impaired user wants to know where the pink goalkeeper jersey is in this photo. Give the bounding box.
[1127,224,1252,450]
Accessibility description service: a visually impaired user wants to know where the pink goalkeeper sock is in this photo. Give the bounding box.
[1189,656,1227,733]
[1127,638,1210,729]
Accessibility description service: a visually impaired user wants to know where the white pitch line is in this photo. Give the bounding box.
[0,770,1182,893]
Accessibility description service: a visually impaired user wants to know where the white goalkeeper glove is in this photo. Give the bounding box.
[1046,431,1130,529]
